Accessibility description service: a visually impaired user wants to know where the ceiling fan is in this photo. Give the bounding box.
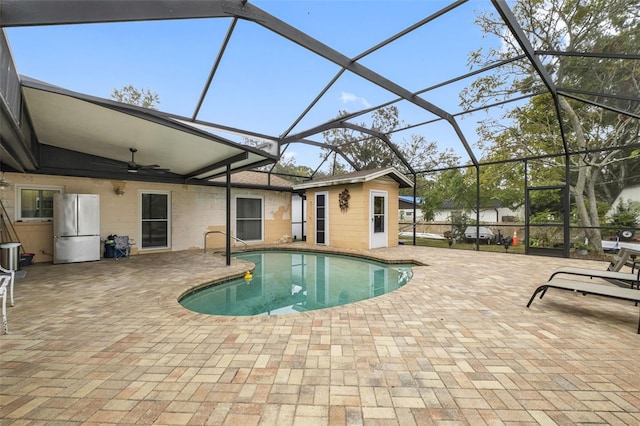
[126,148,169,173]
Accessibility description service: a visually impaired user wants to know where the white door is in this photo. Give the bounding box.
[370,191,387,248]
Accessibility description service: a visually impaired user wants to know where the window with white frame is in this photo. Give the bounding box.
[140,191,171,249]
[16,185,63,221]
[236,197,263,241]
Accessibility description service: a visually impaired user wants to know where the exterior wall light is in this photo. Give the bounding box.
[0,173,11,190]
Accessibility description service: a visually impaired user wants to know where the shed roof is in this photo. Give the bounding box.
[292,167,413,190]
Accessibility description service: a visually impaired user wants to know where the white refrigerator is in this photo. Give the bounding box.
[53,194,101,264]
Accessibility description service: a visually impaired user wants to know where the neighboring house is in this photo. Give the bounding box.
[7,171,294,263]
[398,196,521,223]
[293,168,413,250]
[431,199,522,223]
[398,196,424,222]
[607,184,640,217]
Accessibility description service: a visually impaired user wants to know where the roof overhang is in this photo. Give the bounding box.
[20,77,277,182]
[293,167,414,190]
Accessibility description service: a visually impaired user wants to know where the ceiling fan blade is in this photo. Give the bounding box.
[138,167,170,174]
[90,158,124,167]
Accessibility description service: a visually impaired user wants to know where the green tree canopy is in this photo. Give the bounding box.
[460,0,640,251]
[267,156,316,184]
[111,85,160,109]
[321,106,459,176]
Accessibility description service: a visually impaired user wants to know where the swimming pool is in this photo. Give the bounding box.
[179,251,415,316]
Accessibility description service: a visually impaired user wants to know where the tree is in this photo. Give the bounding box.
[419,169,467,221]
[461,0,640,252]
[111,85,160,109]
[321,106,459,176]
[268,157,316,184]
[419,165,520,222]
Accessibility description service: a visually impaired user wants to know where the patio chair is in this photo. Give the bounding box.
[0,264,15,307]
[114,236,134,260]
[1,275,11,334]
[607,248,639,273]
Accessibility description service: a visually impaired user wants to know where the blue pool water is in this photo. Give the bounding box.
[180,251,414,316]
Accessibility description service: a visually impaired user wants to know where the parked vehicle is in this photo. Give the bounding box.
[464,226,494,244]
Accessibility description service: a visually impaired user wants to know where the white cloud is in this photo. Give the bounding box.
[340,91,371,108]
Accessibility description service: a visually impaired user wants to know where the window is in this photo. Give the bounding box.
[373,195,385,233]
[16,185,62,221]
[315,192,327,245]
[236,197,262,241]
[140,191,170,249]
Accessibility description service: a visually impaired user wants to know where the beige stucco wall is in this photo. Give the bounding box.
[1,173,292,263]
[305,176,400,250]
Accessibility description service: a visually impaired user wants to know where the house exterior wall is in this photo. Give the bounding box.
[330,183,366,249]
[3,172,292,263]
[305,177,400,250]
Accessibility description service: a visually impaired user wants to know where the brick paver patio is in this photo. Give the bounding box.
[1,244,639,424]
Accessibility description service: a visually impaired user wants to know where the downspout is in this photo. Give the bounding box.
[413,173,417,246]
[563,152,571,258]
[475,165,480,250]
[226,163,231,266]
[524,160,529,253]
[301,192,306,241]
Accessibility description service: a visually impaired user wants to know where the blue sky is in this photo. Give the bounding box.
[5,0,506,170]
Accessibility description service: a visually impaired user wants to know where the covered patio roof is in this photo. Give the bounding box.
[19,78,277,183]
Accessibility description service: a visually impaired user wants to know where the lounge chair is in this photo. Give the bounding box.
[549,267,639,289]
[527,278,640,334]
[547,248,640,289]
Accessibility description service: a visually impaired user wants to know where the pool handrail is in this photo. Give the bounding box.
[203,231,248,253]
